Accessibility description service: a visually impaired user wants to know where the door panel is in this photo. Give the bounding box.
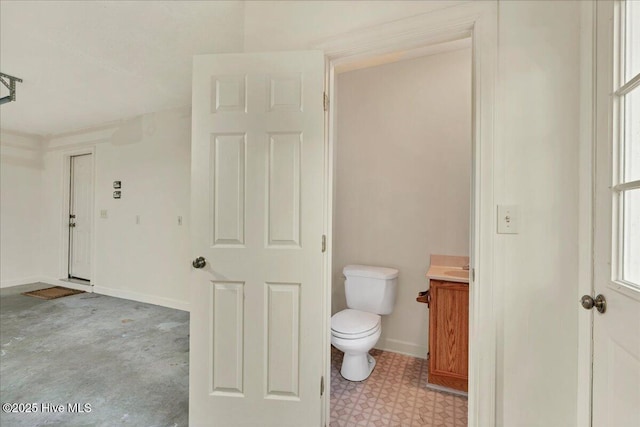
[69,154,92,280]
[211,134,246,246]
[211,281,244,395]
[267,133,302,247]
[190,51,325,427]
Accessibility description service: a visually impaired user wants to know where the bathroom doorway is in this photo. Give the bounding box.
[328,38,472,426]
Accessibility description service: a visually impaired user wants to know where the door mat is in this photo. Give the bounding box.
[22,286,85,300]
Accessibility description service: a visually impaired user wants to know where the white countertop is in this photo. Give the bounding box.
[426,265,469,283]
[425,255,470,284]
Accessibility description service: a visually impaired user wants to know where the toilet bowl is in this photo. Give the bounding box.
[331,309,382,381]
[331,265,398,382]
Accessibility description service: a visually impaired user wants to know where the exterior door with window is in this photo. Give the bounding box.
[189,51,326,426]
[592,1,640,425]
[68,153,93,281]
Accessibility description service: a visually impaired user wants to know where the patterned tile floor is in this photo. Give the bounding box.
[330,347,467,427]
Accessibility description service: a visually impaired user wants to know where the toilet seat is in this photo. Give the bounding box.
[331,309,381,340]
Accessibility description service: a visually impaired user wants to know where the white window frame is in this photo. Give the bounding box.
[611,0,640,294]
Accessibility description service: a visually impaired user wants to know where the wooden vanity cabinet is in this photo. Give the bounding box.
[427,280,469,392]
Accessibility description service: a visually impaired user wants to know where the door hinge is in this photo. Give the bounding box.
[320,375,325,396]
[323,92,329,112]
[471,268,475,282]
[321,235,326,253]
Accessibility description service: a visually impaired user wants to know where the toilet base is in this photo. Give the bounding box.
[340,352,376,381]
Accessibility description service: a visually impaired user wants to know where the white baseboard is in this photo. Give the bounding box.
[2,276,189,312]
[425,382,468,397]
[375,337,428,359]
[0,276,44,289]
[93,285,189,312]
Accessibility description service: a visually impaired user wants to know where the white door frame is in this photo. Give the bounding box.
[577,1,597,426]
[60,147,96,284]
[318,2,498,426]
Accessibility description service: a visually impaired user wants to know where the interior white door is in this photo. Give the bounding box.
[592,2,640,426]
[69,154,93,281]
[189,51,326,426]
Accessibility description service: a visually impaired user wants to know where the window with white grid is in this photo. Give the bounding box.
[613,0,640,288]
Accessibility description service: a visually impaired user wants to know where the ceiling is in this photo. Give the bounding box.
[0,1,244,136]
[0,1,470,137]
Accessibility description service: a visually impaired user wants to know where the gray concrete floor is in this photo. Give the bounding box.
[0,283,189,427]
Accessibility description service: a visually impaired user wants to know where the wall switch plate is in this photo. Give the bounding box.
[100,209,108,219]
[497,205,518,234]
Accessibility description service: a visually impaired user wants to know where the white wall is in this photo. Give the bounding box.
[496,2,580,426]
[39,107,191,309]
[0,130,43,286]
[243,1,582,426]
[333,49,471,357]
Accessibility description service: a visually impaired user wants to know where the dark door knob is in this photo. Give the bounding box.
[581,294,606,313]
[192,256,207,269]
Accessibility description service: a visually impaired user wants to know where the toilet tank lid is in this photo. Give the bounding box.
[343,265,399,279]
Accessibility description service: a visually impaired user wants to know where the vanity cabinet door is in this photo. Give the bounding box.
[428,280,469,392]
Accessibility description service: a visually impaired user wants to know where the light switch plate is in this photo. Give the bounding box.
[497,205,518,234]
[100,209,108,219]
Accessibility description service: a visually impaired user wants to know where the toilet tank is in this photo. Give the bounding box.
[343,265,399,315]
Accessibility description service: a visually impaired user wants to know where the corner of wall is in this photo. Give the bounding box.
[0,130,45,285]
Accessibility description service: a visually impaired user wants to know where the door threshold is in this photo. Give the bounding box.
[62,277,91,285]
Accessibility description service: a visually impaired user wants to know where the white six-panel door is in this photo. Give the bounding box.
[189,51,326,426]
[69,153,92,281]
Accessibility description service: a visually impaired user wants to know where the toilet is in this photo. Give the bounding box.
[331,265,399,381]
